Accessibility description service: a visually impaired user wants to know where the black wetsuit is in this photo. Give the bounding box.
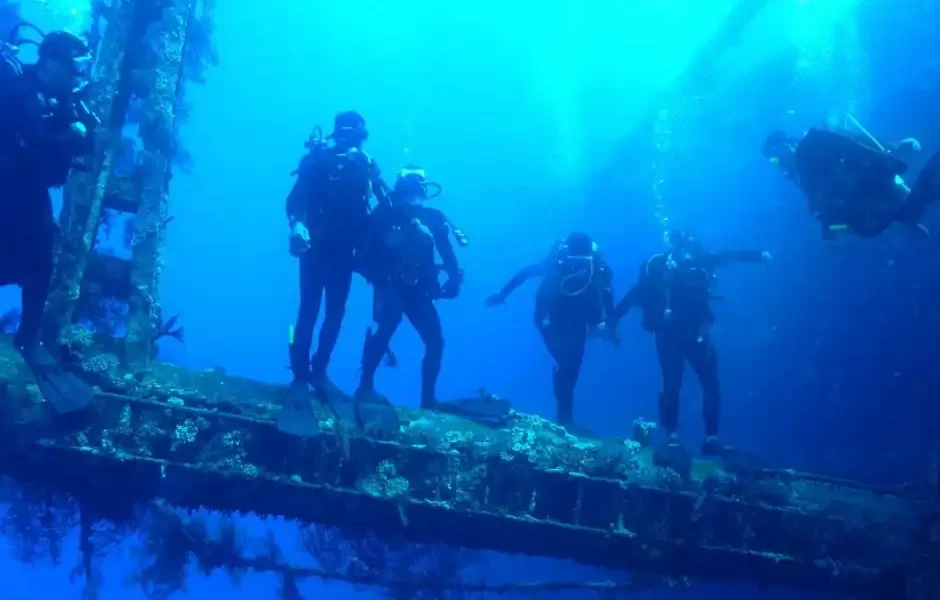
[616,251,764,438]
[498,246,615,425]
[0,57,95,348]
[356,202,460,408]
[791,128,940,237]
[286,145,384,385]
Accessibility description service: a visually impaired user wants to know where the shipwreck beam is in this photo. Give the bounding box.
[0,340,928,598]
[45,0,139,340]
[46,0,195,369]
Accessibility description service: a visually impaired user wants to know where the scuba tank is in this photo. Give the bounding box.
[290,125,329,176]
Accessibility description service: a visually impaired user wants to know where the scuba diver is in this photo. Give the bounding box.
[355,166,462,415]
[1,25,98,413]
[485,233,616,427]
[282,111,387,433]
[763,120,940,239]
[614,231,771,463]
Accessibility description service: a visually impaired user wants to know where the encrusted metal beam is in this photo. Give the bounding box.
[123,0,193,368]
[45,0,139,341]
[0,339,927,598]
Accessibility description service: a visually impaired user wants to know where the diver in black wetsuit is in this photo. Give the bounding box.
[614,231,771,458]
[486,233,616,426]
[1,28,98,413]
[763,126,940,239]
[286,111,387,405]
[355,166,462,410]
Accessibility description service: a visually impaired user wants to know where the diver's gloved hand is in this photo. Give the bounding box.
[484,292,506,307]
[898,138,922,153]
[439,277,461,300]
[289,221,311,257]
[760,251,773,264]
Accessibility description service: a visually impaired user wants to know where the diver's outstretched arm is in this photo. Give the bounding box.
[614,283,640,318]
[490,263,546,304]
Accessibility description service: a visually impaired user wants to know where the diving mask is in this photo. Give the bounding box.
[395,166,442,200]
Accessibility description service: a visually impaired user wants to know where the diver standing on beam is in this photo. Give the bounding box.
[1,25,99,413]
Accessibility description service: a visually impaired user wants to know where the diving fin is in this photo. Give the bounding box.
[436,396,513,427]
[19,343,94,414]
[653,440,692,480]
[353,387,400,440]
[276,382,321,437]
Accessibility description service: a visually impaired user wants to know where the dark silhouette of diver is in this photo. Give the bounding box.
[355,166,462,412]
[486,233,616,426]
[763,123,940,239]
[614,231,770,461]
[285,111,387,415]
[1,27,98,413]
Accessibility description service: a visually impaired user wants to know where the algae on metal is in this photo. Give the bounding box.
[0,337,929,597]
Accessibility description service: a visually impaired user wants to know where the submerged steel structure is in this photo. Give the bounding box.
[45,0,192,370]
[0,339,937,598]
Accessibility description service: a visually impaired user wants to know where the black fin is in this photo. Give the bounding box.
[436,397,512,427]
[20,343,94,414]
[653,441,692,481]
[276,408,321,438]
[354,389,400,440]
[276,383,319,437]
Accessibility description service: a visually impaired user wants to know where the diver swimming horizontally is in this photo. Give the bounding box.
[282,111,388,433]
[763,121,940,239]
[486,233,617,427]
[354,166,463,423]
[1,26,99,413]
[614,231,771,464]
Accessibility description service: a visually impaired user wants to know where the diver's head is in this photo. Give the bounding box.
[331,110,368,149]
[564,232,595,257]
[36,31,91,96]
[667,230,704,262]
[762,130,797,171]
[392,165,442,205]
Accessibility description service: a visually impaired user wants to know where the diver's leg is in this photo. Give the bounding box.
[310,256,353,386]
[10,214,55,350]
[358,286,403,395]
[688,338,724,454]
[540,323,584,426]
[290,252,324,384]
[655,329,685,443]
[403,294,443,410]
[15,243,53,350]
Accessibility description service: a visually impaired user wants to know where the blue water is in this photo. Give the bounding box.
[2,0,940,597]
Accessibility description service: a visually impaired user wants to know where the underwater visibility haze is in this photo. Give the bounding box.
[1,0,940,598]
